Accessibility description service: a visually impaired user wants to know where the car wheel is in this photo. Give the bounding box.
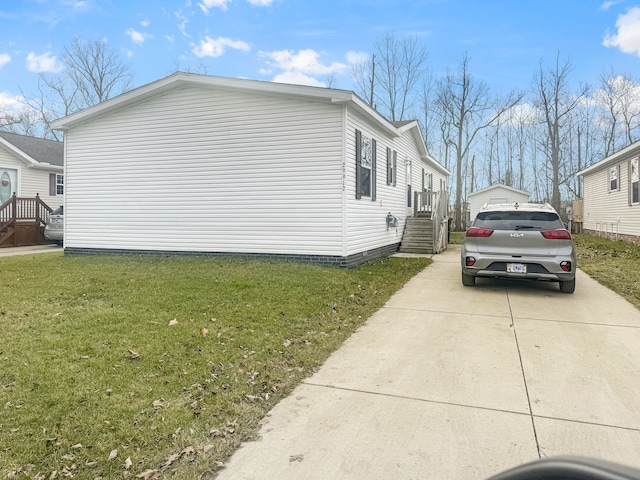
[559,278,575,294]
[462,272,475,287]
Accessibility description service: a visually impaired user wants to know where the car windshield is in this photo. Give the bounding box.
[474,210,564,231]
[51,206,64,215]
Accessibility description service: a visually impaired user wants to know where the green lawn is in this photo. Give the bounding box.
[0,253,429,479]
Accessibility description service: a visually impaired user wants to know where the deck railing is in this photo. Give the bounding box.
[0,194,53,246]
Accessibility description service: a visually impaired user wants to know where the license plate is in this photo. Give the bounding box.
[507,263,527,273]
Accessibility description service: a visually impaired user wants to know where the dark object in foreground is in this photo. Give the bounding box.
[488,456,640,480]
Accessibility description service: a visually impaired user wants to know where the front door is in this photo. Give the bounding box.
[0,167,17,204]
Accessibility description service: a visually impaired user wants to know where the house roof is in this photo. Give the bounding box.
[50,72,450,177]
[469,184,530,197]
[577,139,640,177]
[0,131,64,169]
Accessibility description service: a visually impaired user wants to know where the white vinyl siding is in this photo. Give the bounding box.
[64,84,344,255]
[344,110,444,256]
[0,146,63,207]
[582,155,640,237]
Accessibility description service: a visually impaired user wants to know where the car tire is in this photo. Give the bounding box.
[559,278,575,294]
[462,272,476,287]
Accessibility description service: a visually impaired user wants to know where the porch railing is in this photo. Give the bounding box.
[0,194,53,246]
[412,190,450,253]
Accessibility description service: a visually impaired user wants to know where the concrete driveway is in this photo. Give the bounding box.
[216,245,640,480]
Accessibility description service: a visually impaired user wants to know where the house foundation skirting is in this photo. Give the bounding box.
[64,243,401,268]
[583,229,640,245]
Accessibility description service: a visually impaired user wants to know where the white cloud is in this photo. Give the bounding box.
[25,51,63,73]
[247,0,273,5]
[175,10,190,38]
[259,49,349,76]
[0,53,11,68]
[0,92,23,112]
[600,1,621,10]
[192,36,250,58]
[346,51,369,65]
[126,28,153,46]
[140,18,150,27]
[272,71,325,87]
[198,0,233,13]
[603,6,640,56]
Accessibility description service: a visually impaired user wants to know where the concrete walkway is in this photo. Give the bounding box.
[216,245,640,480]
[0,244,62,256]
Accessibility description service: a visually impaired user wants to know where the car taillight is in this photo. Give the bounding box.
[466,227,494,237]
[541,229,572,240]
[466,257,476,266]
[560,261,571,272]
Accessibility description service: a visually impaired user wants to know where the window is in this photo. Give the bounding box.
[56,174,64,195]
[355,129,376,200]
[49,173,64,196]
[629,158,639,205]
[386,148,397,186]
[406,160,412,207]
[609,165,619,192]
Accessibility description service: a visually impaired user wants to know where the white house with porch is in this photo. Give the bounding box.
[51,73,449,266]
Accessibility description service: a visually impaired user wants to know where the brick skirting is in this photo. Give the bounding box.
[64,242,402,268]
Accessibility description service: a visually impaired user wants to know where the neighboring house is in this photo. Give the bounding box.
[576,139,640,243]
[0,131,64,247]
[51,72,449,266]
[468,184,530,222]
[0,131,64,207]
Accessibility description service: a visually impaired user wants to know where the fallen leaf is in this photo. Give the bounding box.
[108,449,117,460]
[84,461,97,467]
[124,457,132,470]
[283,339,292,347]
[200,328,209,336]
[49,471,57,479]
[203,445,214,454]
[181,446,195,456]
[161,453,181,469]
[127,350,141,360]
[70,443,83,449]
[136,470,159,479]
[152,399,164,409]
[169,319,178,326]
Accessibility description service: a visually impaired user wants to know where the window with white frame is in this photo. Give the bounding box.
[355,129,376,200]
[56,174,64,195]
[609,165,619,192]
[386,147,397,186]
[629,158,639,205]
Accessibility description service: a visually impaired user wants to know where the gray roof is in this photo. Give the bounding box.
[0,131,63,166]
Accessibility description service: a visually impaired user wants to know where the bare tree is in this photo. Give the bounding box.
[374,34,428,121]
[532,52,588,212]
[351,53,376,106]
[435,52,524,230]
[18,37,134,138]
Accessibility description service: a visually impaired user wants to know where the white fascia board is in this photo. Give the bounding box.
[577,140,640,177]
[0,137,40,166]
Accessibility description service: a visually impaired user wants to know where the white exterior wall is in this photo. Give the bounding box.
[583,157,640,237]
[0,146,63,208]
[344,109,447,257]
[469,187,529,221]
[64,84,345,255]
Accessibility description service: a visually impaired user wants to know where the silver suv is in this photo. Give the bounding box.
[461,203,576,293]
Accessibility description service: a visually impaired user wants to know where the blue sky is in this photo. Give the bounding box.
[1,0,640,114]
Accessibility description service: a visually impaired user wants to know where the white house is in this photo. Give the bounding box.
[468,184,530,222]
[0,132,64,207]
[577,139,640,242]
[51,73,449,266]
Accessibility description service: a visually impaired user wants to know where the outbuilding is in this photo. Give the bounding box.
[468,184,530,223]
[51,73,449,266]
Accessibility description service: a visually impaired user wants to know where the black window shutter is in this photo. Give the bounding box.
[49,173,56,196]
[422,168,425,191]
[386,147,392,185]
[355,129,362,199]
[371,139,377,201]
[393,151,397,186]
